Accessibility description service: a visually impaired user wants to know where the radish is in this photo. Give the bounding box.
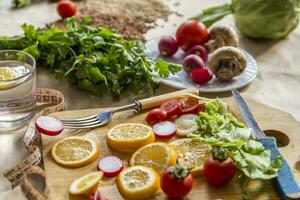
[182,54,205,75]
[186,45,208,62]
[190,68,213,84]
[153,121,176,139]
[97,156,123,177]
[35,116,64,136]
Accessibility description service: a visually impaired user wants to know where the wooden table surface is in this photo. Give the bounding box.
[1,0,300,199]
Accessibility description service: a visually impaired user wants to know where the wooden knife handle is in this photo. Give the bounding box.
[138,88,199,110]
[259,137,300,199]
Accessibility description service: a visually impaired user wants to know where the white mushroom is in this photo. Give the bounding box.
[205,25,239,53]
[208,46,246,82]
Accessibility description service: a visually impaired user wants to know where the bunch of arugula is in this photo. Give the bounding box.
[0,17,180,98]
[187,95,282,199]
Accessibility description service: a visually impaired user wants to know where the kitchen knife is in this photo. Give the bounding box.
[231,88,300,200]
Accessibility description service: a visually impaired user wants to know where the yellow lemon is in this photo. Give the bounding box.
[116,166,160,200]
[0,67,17,91]
[130,142,177,173]
[69,171,103,195]
[107,123,155,153]
[170,138,211,176]
[51,136,99,167]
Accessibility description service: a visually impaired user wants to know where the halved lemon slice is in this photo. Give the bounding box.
[0,67,18,91]
[170,138,210,176]
[130,142,177,173]
[69,171,103,195]
[51,136,99,167]
[116,166,160,200]
[107,123,155,153]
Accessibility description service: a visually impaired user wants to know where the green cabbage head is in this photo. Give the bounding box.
[193,0,300,40]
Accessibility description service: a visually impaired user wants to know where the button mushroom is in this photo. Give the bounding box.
[205,25,239,53]
[208,46,246,82]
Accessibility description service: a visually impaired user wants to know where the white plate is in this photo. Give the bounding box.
[146,38,257,93]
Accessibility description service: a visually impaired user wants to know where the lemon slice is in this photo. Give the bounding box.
[107,123,155,152]
[130,142,176,173]
[170,138,211,176]
[0,67,18,91]
[116,166,160,200]
[69,171,103,195]
[174,114,199,136]
[51,136,99,167]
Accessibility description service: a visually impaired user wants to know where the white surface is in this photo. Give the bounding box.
[146,38,257,92]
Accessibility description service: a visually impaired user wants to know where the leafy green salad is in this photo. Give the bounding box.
[0,17,180,98]
[187,95,282,199]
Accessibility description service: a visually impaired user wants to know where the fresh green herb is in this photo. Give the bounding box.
[12,0,32,8]
[187,95,282,199]
[0,17,180,98]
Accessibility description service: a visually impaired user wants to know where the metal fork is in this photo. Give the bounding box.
[60,88,199,129]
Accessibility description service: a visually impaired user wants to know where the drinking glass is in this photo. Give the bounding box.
[0,50,36,131]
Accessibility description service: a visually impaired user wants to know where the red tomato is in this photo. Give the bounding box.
[176,20,209,52]
[146,108,167,125]
[160,99,182,118]
[180,97,200,114]
[161,166,194,199]
[57,0,77,19]
[203,153,236,186]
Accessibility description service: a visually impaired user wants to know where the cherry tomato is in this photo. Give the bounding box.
[203,148,236,186]
[146,108,167,125]
[161,166,193,199]
[176,20,209,52]
[179,97,198,114]
[57,0,77,19]
[160,99,182,118]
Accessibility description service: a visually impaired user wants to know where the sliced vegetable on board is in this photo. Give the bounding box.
[153,121,176,139]
[97,156,123,177]
[146,108,167,125]
[35,116,64,136]
[160,99,182,119]
[174,114,199,136]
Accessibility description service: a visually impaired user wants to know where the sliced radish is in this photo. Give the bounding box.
[153,121,176,139]
[97,156,123,177]
[35,116,64,136]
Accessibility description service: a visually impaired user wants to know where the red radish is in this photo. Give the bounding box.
[35,116,64,136]
[153,121,176,139]
[182,54,205,75]
[97,156,123,177]
[186,45,208,62]
[158,36,179,57]
[190,68,213,84]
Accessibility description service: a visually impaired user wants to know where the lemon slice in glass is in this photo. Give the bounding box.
[107,123,155,152]
[51,136,99,167]
[116,166,160,200]
[170,138,211,176]
[69,171,103,195]
[130,142,177,173]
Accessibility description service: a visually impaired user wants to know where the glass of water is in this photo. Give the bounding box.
[0,50,36,131]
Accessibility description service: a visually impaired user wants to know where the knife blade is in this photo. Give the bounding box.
[231,88,300,200]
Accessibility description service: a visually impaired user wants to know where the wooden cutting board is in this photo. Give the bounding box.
[42,96,300,200]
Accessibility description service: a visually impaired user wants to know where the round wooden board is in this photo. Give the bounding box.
[42,97,300,200]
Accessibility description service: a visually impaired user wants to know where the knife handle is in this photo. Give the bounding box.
[259,137,300,199]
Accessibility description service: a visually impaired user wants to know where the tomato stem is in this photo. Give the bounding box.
[211,147,228,161]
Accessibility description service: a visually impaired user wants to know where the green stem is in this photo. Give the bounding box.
[191,3,233,28]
